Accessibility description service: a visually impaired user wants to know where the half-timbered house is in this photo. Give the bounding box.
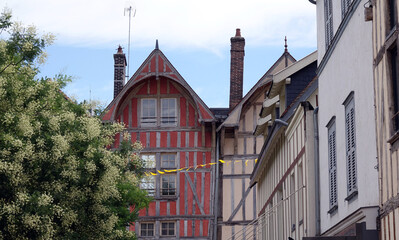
[371,0,399,238]
[103,44,216,239]
[247,52,318,240]
[215,31,296,239]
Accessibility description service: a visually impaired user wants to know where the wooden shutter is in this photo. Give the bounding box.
[328,120,337,208]
[345,97,357,195]
[325,0,334,48]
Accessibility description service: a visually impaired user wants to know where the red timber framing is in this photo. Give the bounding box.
[103,45,216,239]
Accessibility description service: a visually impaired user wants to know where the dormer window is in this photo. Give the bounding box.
[161,98,177,126]
[141,99,157,126]
[140,98,177,127]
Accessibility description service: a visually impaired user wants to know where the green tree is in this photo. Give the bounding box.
[0,9,150,240]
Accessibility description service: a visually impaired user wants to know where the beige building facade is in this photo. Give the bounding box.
[372,0,399,239]
[216,33,296,239]
[249,52,318,240]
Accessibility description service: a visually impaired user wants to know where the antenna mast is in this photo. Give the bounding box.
[124,3,136,81]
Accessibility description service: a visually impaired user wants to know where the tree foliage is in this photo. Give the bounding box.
[0,9,150,240]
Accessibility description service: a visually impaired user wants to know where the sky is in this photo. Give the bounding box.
[0,0,317,108]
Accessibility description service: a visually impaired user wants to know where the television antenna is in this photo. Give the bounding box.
[124,1,136,81]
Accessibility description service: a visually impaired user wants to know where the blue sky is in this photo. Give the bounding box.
[1,0,317,108]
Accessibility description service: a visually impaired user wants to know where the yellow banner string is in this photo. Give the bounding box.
[144,158,258,176]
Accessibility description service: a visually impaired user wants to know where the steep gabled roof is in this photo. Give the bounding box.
[216,50,296,131]
[103,44,215,123]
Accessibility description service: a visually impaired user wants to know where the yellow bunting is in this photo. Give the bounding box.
[144,158,258,176]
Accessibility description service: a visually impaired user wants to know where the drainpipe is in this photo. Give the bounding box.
[313,107,321,236]
[214,131,220,239]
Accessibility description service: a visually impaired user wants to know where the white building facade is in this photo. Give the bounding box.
[314,0,379,237]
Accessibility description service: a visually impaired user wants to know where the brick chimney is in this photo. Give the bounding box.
[113,45,127,98]
[229,28,245,110]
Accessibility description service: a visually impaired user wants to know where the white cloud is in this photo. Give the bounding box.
[1,0,316,51]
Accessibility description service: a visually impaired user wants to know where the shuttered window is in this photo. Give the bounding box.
[344,93,358,198]
[327,118,338,211]
[341,0,352,18]
[325,0,334,48]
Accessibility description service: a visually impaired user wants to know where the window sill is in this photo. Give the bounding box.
[345,190,358,202]
[327,205,338,214]
[155,196,178,201]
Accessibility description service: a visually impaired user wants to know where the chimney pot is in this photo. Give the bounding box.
[117,45,123,53]
[235,28,241,37]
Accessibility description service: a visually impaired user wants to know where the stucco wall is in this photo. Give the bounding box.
[317,0,379,234]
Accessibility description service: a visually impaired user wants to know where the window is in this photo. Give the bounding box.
[290,173,296,232]
[140,154,155,196]
[141,99,156,126]
[344,93,357,198]
[161,175,176,196]
[341,0,352,18]
[298,163,304,223]
[141,154,156,168]
[161,222,175,236]
[140,98,177,126]
[325,0,333,48]
[390,46,399,132]
[161,98,177,125]
[140,175,155,196]
[161,154,176,168]
[140,222,154,237]
[327,117,338,212]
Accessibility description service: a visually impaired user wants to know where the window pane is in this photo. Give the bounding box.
[161,222,175,236]
[161,98,177,125]
[161,154,176,168]
[142,99,157,125]
[161,175,175,196]
[140,176,155,196]
[142,154,155,168]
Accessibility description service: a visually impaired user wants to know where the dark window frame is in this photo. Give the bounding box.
[161,221,176,236]
[140,222,155,237]
[161,174,176,196]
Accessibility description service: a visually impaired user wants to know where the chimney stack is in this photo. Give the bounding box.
[229,28,245,110]
[113,45,127,98]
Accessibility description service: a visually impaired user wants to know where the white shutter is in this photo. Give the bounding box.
[328,120,338,209]
[345,96,357,196]
[341,0,352,18]
[325,0,334,48]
